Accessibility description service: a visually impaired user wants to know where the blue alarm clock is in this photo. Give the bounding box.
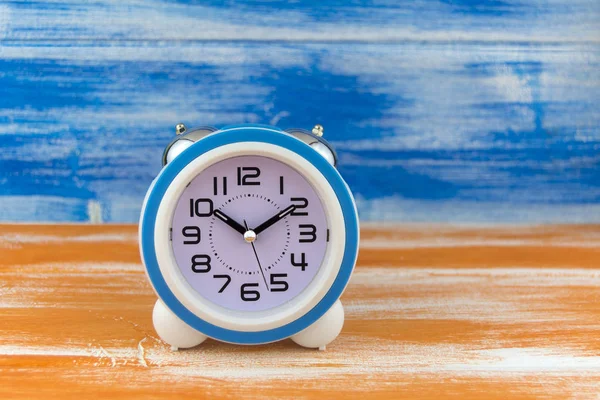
[139,124,359,350]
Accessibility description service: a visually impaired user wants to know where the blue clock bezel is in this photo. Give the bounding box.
[140,126,359,344]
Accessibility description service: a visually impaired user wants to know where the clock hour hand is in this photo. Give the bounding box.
[253,205,296,235]
[213,209,247,236]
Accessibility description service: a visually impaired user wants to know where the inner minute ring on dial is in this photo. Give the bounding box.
[208,194,291,275]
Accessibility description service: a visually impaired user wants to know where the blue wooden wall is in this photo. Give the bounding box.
[1,1,599,223]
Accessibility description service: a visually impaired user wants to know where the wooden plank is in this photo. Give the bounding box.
[1,224,599,398]
[2,0,599,43]
[0,41,598,223]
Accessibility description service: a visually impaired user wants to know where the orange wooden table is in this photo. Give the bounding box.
[1,224,599,399]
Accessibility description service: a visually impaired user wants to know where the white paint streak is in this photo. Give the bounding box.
[354,195,600,223]
[3,0,599,44]
[351,267,600,287]
[448,347,600,373]
[342,267,600,325]
[0,346,94,357]
[0,196,88,223]
[98,345,117,367]
[87,200,103,224]
[137,338,148,368]
[0,233,138,245]
[269,111,291,126]
[156,342,600,380]
[0,5,9,39]
[0,262,142,273]
[2,342,600,378]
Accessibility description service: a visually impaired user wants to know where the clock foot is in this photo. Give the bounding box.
[291,300,344,349]
[152,299,207,349]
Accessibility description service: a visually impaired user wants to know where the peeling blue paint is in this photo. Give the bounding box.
[0,1,599,223]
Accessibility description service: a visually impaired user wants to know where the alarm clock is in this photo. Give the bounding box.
[139,123,359,350]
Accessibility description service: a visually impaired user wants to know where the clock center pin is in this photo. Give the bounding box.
[244,230,257,243]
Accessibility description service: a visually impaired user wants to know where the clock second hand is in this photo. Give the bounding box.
[244,220,269,290]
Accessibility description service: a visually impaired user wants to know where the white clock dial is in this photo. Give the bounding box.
[171,155,329,312]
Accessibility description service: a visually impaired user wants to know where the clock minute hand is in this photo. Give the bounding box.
[253,205,296,236]
[213,209,247,236]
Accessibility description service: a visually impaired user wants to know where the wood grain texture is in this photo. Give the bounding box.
[1,1,599,223]
[1,224,599,399]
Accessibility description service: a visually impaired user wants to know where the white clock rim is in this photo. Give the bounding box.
[153,141,346,332]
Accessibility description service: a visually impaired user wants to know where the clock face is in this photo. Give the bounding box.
[171,155,329,312]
